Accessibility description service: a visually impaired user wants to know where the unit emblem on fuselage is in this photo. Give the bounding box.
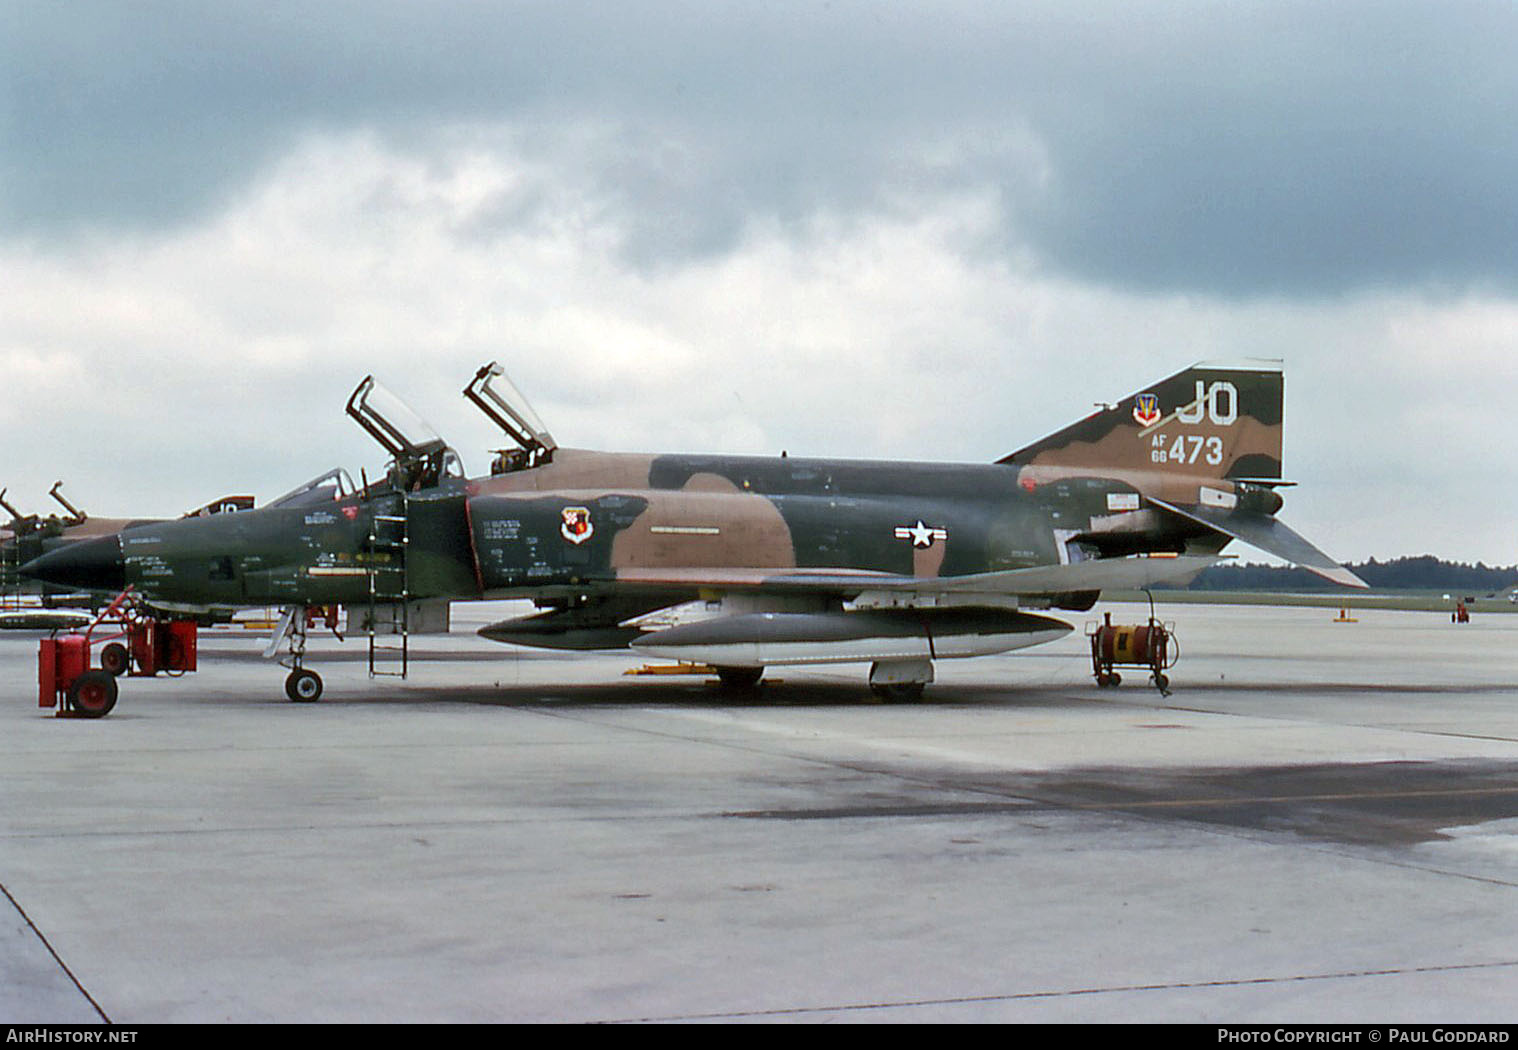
[1132,392,1161,427]
[561,506,594,545]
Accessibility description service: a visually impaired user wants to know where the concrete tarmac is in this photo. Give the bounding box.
[4,600,1518,1023]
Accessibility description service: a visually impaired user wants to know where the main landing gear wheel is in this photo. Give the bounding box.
[99,642,129,677]
[285,668,323,703]
[870,681,926,703]
[715,666,764,690]
[68,670,119,718]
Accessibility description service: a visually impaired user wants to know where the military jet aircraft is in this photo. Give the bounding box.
[2,484,255,626]
[1,484,160,615]
[2,484,253,570]
[22,359,1363,702]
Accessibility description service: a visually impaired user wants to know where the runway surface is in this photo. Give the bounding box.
[4,600,1518,1023]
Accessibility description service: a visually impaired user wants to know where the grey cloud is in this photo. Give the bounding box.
[6,1,1518,295]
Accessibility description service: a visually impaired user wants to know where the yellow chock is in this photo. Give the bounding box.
[624,663,717,676]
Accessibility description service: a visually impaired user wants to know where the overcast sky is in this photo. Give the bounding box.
[4,1,1517,564]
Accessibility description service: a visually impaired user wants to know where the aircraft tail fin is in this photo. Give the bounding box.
[1000,361,1284,482]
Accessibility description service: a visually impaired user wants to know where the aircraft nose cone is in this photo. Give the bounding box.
[19,535,125,592]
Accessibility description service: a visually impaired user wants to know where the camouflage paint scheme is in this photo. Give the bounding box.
[1,486,158,607]
[20,361,1362,694]
[3,491,253,608]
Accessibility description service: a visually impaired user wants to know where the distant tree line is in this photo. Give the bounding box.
[1179,556,1518,593]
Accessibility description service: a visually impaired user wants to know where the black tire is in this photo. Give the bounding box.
[870,681,926,703]
[100,642,129,677]
[715,666,764,690]
[285,669,323,703]
[68,670,118,718]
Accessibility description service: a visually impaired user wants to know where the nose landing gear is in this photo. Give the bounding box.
[269,605,339,702]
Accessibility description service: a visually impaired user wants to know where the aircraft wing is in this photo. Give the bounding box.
[919,554,1223,594]
[612,553,1222,597]
[0,609,93,631]
[1146,498,1367,589]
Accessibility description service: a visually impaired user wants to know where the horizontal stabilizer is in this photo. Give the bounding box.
[1149,498,1367,589]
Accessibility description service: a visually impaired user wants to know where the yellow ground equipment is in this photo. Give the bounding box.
[1087,610,1178,695]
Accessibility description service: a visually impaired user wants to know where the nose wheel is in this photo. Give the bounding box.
[272,605,330,702]
[284,668,324,703]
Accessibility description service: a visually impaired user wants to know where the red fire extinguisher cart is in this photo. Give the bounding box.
[38,588,198,718]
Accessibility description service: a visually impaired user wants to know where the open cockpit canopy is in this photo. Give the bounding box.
[464,361,556,474]
[345,376,465,492]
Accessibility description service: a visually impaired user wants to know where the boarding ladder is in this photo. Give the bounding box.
[365,498,410,679]
[0,539,20,611]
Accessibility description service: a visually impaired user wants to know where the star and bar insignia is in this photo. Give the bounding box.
[894,520,948,549]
